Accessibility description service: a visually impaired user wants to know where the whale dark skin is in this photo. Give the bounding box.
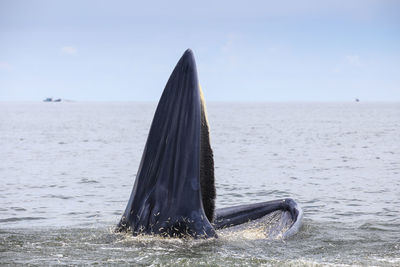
[116,49,302,238]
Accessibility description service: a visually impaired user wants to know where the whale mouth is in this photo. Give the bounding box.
[117,49,302,239]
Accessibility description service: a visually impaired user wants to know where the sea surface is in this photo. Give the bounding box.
[1,102,399,266]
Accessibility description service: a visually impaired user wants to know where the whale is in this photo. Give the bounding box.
[117,49,303,238]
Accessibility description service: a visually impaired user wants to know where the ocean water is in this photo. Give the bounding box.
[1,102,399,266]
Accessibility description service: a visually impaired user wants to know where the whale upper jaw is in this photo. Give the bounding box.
[117,49,217,238]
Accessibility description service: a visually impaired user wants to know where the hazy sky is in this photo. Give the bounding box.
[1,0,399,101]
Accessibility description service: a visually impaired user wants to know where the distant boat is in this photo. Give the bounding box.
[43,98,62,102]
[355,98,360,102]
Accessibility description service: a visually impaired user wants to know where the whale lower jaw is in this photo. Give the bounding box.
[213,198,303,238]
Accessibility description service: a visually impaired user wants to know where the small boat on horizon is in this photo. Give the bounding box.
[43,98,62,102]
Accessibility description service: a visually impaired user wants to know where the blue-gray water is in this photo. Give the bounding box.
[1,102,399,266]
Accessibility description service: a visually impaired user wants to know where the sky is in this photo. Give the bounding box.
[0,0,399,102]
